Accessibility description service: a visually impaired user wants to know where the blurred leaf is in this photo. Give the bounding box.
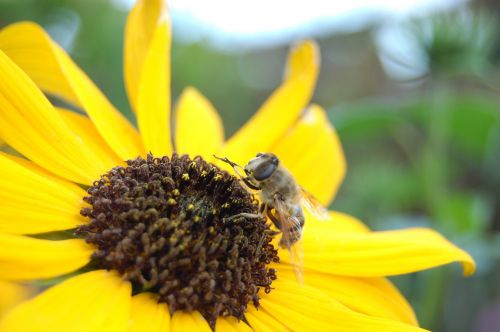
[412,9,498,76]
[331,94,500,159]
[329,98,422,141]
[437,193,493,235]
[333,156,421,221]
[449,97,500,158]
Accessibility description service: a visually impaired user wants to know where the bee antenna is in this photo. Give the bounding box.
[213,155,242,169]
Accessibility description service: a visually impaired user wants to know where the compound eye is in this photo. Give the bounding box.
[253,162,276,181]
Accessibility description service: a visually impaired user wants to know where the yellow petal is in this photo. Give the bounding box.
[175,87,224,159]
[127,0,172,156]
[0,270,132,332]
[124,0,162,111]
[171,311,211,332]
[215,316,252,332]
[245,306,290,332]
[0,22,144,160]
[221,40,319,165]
[277,267,417,326]
[308,211,370,234]
[291,227,476,277]
[272,104,346,205]
[271,211,368,254]
[0,207,84,235]
[1,152,84,197]
[58,108,124,170]
[128,293,170,332]
[0,50,111,184]
[0,234,92,281]
[0,152,87,234]
[0,281,32,317]
[260,279,427,332]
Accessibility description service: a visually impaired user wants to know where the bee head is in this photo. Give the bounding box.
[244,153,279,181]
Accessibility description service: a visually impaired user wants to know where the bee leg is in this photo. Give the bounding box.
[226,203,267,222]
[255,232,267,256]
[241,177,261,191]
[225,212,262,222]
[266,208,281,230]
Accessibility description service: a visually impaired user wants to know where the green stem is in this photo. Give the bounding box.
[422,78,451,218]
[418,77,453,329]
[419,268,450,330]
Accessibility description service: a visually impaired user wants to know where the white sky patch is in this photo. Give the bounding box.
[113,0,468,49]
[112,0,469,79]
[374,23,431,81]
[169,0,459,33]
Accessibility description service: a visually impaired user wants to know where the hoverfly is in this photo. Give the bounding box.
[215,153,329,282]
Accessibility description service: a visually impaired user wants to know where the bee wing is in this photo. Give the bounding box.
[273,198,304,284]
[299,187,330,221]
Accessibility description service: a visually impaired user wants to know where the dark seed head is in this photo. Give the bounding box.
[76,154,279,325]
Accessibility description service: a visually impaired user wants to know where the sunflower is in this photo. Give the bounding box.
[0,0,475,331]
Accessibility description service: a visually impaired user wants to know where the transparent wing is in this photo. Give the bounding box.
[273,198,304,283]
[299,187,330,221]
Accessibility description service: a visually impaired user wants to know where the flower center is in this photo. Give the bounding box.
[76,154,278,324]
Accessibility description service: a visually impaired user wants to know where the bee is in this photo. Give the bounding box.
[214,153,329,282]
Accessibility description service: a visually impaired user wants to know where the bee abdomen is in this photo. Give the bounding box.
[279,228,302,248]
[279,206,304,248]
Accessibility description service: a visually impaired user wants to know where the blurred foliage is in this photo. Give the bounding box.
[330,8,500,331]
[331,92,500,331]
[1,1,500,331]
[412,10,498,76]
